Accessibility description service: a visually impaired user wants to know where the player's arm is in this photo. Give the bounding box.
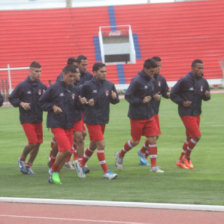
[109,84,120,104]
[39,86,56,111]
[8,84,24,107]
[0,92,3,107]
[80,83,95,107]
[161,77,170,99]
[170,79,185,105]
[202,79,211,101]
[125,80,144,105]
[152,79,161,102]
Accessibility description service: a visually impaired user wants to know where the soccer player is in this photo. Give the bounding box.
[137,56,170,166]
[40,64,85,184]
[48,56,86,170]
[76,55,93,85]
[56,57,78,82]
[170,59,211,169]
[80,62,119,180]
[8,61,47,174]
[115,58,164,173]
[61,55,93,169]
[0,92,3,106]
[48,56,79,170]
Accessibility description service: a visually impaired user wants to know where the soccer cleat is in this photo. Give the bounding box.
[75,161,86,178]
[183,158,194,169]
[83,165,90,174]
[17,158,28,174]
[150,166,164,173]
[48,175,54,184]
[176,160,188,169]
[64,162,75,170]
[137,150,150,166]
[52,172,62,184]
[104,170,118,180]
[115,152,123,170]
[27,168,35,175]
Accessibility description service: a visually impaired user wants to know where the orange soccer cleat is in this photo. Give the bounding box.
[176,160,188,169]
[183,158,194,169]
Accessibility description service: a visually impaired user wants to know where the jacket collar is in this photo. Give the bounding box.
[26,76,40,85]
[139,70,152,81]
[187,72,201,81]
[93,76,105,86]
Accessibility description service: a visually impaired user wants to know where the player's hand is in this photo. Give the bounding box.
[111,90,117,100]
[88,98,95,106]
[182,100,192,107]
[52,105,62,114]
[204,90,210,98]
[20,102,31,110]
[153,93,161,101]
[143,96,152,103]
[79,96,88,104]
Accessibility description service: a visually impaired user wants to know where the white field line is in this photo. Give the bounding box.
[0,197,224,212]
[0,214,148,224]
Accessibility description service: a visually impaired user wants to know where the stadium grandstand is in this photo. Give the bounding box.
[0,0,224,95]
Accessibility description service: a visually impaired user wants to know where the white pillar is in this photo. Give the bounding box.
[66,0,72,8]
[7,64,12,94]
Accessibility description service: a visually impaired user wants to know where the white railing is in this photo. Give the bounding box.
[0,65,29,94]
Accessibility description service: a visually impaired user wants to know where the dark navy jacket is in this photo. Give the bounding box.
[81,77,119,124]
[8,76,47,124]
[153,73,169,114]
[79,71,93,86]
[170,72,210,116]
[0,92,3,107]
[125,70,157,120]
[39,81,81,129]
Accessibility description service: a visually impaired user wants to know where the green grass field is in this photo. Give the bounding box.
[0,93,224,205]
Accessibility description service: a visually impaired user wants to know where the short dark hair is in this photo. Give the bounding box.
[67,57,77,65]
[152,56,161,62]
[30,61,41,68]
[192,59,203,67]
[143,58,158,69]
[77,55,87,63]
[63,65,78,74]
[92,62,105,72]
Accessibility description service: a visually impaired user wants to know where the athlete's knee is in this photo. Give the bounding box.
[29,143,39,148]
[131,140,139,146]
[74,132,84,143]
[65,150,71,157]
[194,136,201,141]
[147,136,157,144]
[96,141,105,149]
[89,141,97,151]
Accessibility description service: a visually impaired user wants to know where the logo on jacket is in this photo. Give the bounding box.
[72,93,75,100]
[59,93,64,97]
[200,85,203,92]
[189,87,194,91]
[27,91,31,94]
[158,81,161,87]
[144,85,148,89]
[105,90,109,96]
[38,89,42,95]
[92,90,97,93]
